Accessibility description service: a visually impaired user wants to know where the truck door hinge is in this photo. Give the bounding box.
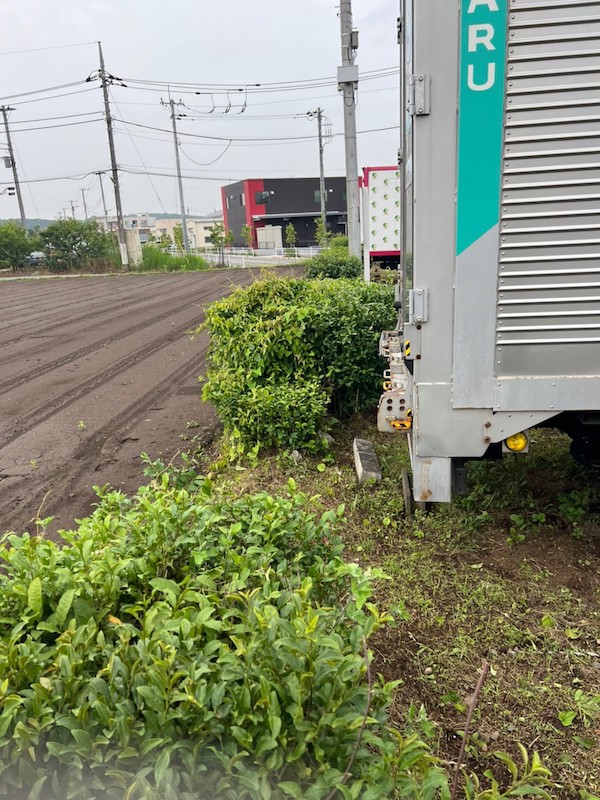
[407,74,431,116]
[408,288,429,324]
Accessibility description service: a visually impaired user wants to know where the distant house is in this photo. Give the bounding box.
[151,214,223,249]
[221,177,347,248]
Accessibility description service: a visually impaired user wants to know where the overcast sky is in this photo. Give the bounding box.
[0,1,399,221]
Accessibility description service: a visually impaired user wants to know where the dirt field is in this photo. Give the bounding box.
[0,270,271,537]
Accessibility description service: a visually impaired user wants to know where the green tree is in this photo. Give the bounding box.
[173,224,185,253]
[0,222,35,269]
[208,222,234,263]
[241,224,253,249]
[314,217,330,247]
[284,222,297,249]
[40,219,115,272]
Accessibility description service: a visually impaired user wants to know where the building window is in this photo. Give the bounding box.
[314,190,322,205]
[255,191,270,205]
[240,194,245,206]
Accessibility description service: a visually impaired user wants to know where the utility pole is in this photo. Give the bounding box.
[308,108,327,234]
[70,200,76,220]
[162,96,190,254]
[97,42,128,268]
[1,106,27,229]
[96,171,109,231]
[338,1,361,259]
[81,188,88,220]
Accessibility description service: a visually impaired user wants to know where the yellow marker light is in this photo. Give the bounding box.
[505,432,528,452]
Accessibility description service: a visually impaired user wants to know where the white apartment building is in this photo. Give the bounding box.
[151,214,223,249]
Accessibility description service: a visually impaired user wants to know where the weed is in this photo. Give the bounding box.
[140,245,209,272]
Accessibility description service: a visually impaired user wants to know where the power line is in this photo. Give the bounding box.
[4,118,103,133]
[10,111,104,125]
[113,117,397,145]
[0,41,96,56]
[120,167,241,182]
[13,87,99,107]
[120,66,398,92]
[179,140,232,166]
[113,118,318,142]
[0,80,89,103]
[109,88,168,214]
[0,170,100,184]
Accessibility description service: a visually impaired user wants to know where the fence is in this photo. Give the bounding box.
[163,245,323,267]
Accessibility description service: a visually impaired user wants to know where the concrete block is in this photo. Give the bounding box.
[353,438,382,485]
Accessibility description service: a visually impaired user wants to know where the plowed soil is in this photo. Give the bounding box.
[0,270,273,537]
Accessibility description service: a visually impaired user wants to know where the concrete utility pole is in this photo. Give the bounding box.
[1,106,27,229]
[70,200,76,220]
[96,171,109,231]
[81,188,88,220]
[338,1,361,258]
[98,41,128,268]
[163,97,190,254]
[308,108,327,233]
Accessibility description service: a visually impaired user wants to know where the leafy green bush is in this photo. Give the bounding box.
[201,277,395,449]
[304,250,362,280]
[0,222,38,269]
[40,219,118,272]
[0,477,420,800]
[141,245,208,272]
[329,234,348,250]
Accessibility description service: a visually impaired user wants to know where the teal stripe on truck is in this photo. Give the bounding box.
[456,0,507,255]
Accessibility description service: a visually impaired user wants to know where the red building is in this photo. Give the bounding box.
[221,176,347,247]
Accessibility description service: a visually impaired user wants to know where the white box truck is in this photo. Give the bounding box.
[378,0,600,502]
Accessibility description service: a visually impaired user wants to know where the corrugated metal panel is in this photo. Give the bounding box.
[496,0,600,376]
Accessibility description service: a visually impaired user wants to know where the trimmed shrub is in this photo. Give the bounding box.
[201,277,396,449]
[304,250,362,280]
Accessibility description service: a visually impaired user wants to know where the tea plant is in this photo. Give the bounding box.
[0,476,420,800]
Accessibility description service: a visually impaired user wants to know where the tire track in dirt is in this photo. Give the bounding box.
[0,269,273,536]
[1,341,211,536]
[0,282,219,395]
[0,276,179,338]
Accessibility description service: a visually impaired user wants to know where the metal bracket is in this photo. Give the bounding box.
[407,74,430,116]
[408,288,429,324]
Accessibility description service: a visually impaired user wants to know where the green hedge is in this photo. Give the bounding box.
[304,250,362,280]
[201,277,396,450]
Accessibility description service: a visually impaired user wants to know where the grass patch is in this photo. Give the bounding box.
[140,245,209,272]
[189,422,600,798]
